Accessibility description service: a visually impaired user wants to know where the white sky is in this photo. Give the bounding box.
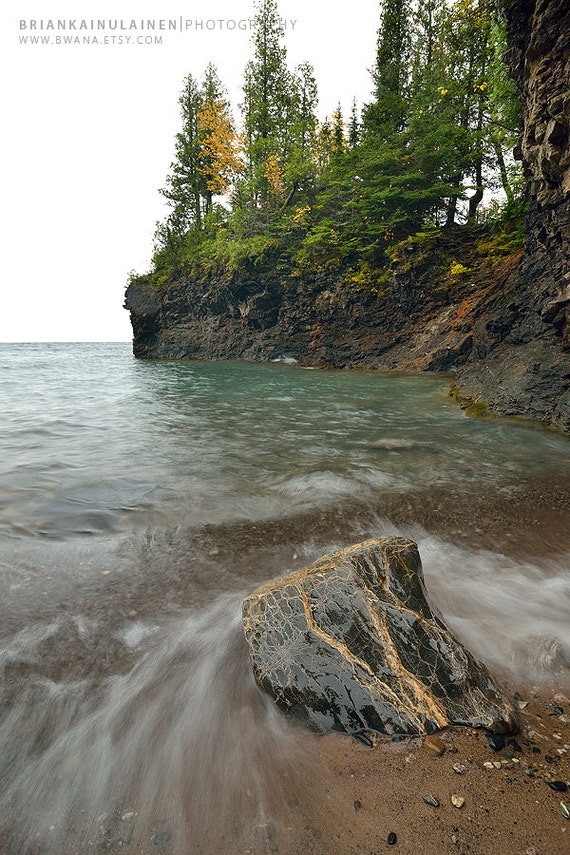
[1,1,379,342]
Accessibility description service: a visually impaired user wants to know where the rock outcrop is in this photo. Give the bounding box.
[242,538,518,737]
[124,0,570,432]
[452,0,570,431]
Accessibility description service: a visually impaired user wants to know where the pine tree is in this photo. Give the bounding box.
[284,61,319,206]
[241,0,293,207]
[363,0,412,139]
[483,11,521,210]
[348,99,361,149]
[159,74,203,232]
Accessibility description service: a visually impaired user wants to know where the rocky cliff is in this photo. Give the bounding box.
[125,0,570,432]
[453,0,570,431]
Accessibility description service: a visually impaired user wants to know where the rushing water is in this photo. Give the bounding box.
[0,342,569,853]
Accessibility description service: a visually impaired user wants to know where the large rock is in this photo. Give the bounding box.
[242,538,518,736]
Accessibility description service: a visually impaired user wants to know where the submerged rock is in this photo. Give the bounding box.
[242,537,518,736]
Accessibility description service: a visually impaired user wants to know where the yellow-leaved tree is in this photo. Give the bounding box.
[197,98,243,217]
[263,154,285,205]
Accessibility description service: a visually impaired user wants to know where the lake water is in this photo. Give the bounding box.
[0,342,569,853]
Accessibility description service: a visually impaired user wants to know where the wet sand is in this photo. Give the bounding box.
[4,680,566,854]
[283,683,570,855]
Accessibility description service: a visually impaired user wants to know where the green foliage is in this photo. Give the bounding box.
[345,265,393,296]
[364,0,412,138]
[132,0,525,292]
[387,228,441,267]
[475,219,524,261]
[449,261,470,276]
[190,233,278,276]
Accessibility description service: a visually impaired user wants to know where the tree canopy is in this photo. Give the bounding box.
[146,0,522,287]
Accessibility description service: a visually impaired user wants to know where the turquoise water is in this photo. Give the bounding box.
[1,342,568,540]
[0,342,569,853]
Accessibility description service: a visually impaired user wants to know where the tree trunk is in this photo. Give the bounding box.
[468,158,484,221]
[492,136,514,206]
[445,174,462,227]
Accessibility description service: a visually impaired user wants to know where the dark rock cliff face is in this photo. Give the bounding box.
[125,0,570,432]
[453,0,570,431]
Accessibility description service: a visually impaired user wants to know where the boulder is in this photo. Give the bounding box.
[242,537,518,736]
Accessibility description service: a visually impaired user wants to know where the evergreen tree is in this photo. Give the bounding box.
[240,0,293,207]
[140,0,523,289]
[483,11,521,210]
[159,74,203,232]
[348,98,361,149]
[363,0,412,139]
[407,0,468,225]
[284,61,319,206]
[331,105,346,155]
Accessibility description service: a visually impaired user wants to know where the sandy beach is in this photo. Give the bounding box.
[268,682,570,855]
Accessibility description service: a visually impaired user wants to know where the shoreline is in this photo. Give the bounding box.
[1,473,570,637]
[2,679,566,854]
[0,473,568,853]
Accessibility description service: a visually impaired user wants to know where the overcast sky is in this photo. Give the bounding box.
[2,1,379,342]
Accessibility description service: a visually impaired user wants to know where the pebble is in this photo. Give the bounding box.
[554,706,564,715]
[485,732,505,752]
[451,795,465,809]
[548,781,569,792]
[422,794,439,807]
[387,831,397,845]
[499,749,515,760]
[560,715,570,724]
[483,761,495,770]
[121,812,136,821]
[353,731,373,747]
[527,729,544,741]
[507,738,523,753]
[354,800,362,812]
[561,801,570,819]
[424,735,446,756]
[453,763,468,775]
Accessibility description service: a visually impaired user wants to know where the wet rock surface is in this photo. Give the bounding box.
[242,537,518,736]
[451,0,570,432]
